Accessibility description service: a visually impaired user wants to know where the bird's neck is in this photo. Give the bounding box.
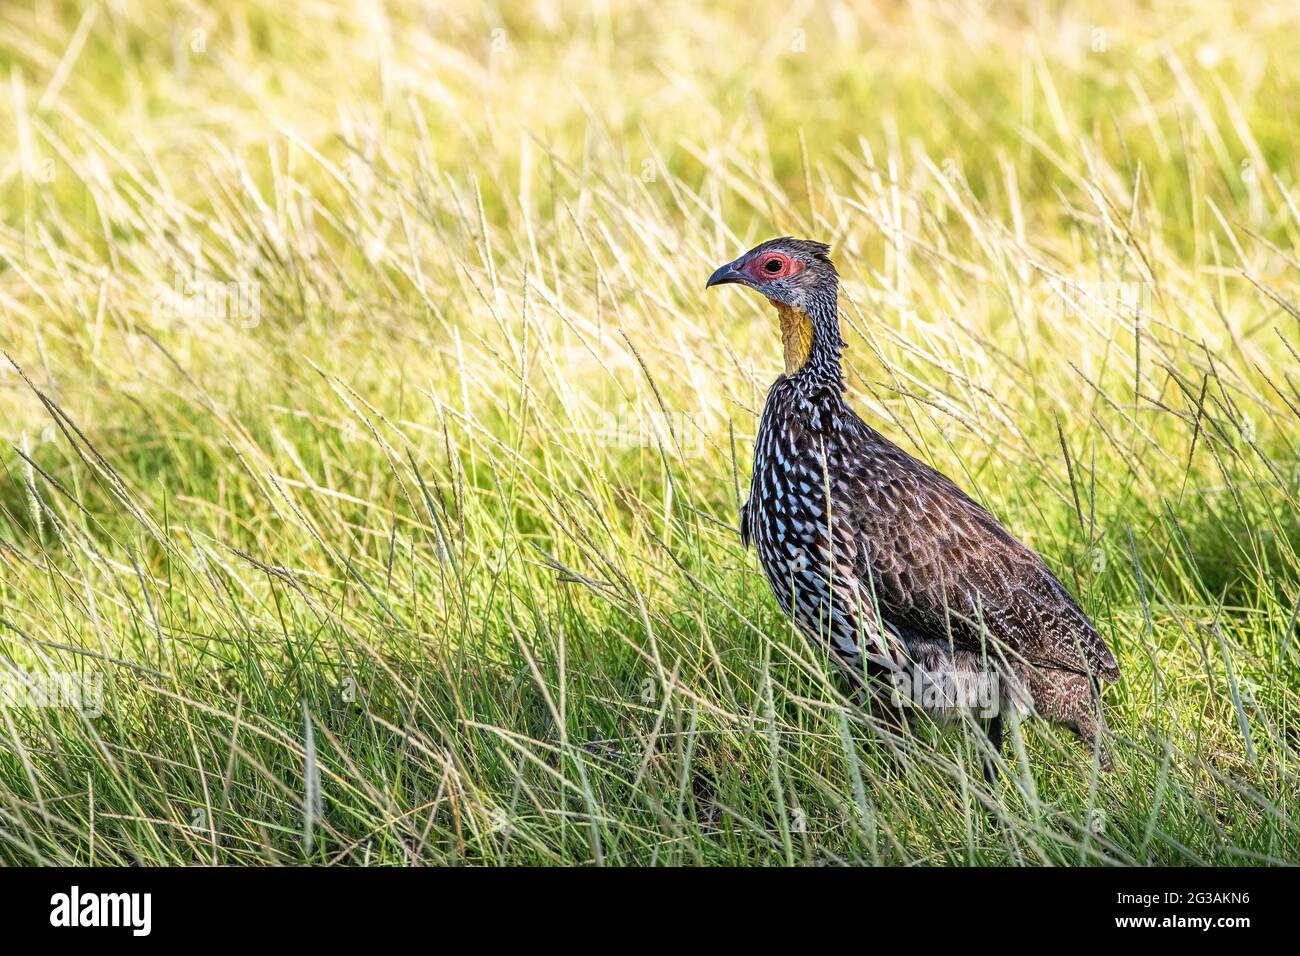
[772,297,843,392]
[774,302,813,375]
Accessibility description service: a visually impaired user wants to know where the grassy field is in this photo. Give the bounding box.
[0,0,1297,866]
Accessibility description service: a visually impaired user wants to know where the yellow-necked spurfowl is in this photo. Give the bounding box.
[707,237,1120,772]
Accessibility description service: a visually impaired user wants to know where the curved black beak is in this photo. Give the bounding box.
[706,259,745,289]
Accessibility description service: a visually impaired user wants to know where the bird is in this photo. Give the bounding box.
[706,237,1120,774]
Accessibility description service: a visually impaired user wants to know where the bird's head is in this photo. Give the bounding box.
[706,237,839,375]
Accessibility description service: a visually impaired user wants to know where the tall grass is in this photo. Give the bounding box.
[0,0,1297,865]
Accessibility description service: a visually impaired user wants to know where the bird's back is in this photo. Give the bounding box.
[832,407,1119,684]
[747,377,1119,686]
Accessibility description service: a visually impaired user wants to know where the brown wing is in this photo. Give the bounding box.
[831,420,1120,683]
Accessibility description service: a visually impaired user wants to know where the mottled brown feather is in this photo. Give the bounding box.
[716,236,1120,767]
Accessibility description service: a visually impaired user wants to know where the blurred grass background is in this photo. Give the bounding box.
[0,0,1297,864]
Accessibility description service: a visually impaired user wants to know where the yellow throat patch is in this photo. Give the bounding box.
[771,301,813,374]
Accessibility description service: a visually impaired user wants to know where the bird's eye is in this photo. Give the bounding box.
[763,257,784,273]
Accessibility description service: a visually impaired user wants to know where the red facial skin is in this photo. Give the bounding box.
[743,251,806,284]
